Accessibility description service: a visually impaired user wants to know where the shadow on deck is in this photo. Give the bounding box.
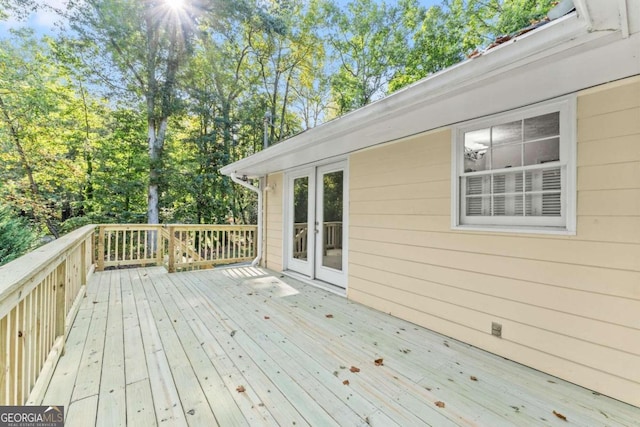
[43,266,639,426]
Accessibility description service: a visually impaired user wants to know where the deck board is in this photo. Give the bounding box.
[96,271,126,427]
[42,266,640,426]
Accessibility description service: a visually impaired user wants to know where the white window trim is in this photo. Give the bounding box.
[451,95,577,235]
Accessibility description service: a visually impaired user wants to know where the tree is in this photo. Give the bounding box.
[323,0,414,114]
[0,203,39,265]
[63,0,202,224]
[493,0,556,35]
[91,108,149,223]
[389,0,557,92]
[248,0,326,142]
[0,31,96,237]
[0,0,37,20]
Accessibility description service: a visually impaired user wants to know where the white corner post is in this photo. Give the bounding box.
[230,173,263,267]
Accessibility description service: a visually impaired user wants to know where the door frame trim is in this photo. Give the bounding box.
[282,158,349,290]
[284,168,315,277]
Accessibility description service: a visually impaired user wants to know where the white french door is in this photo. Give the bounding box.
[285,161,347,288]
[314,162,347,286]
[286,169,314,277]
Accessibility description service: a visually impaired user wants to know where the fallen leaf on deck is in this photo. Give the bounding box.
[435,401,445,408]
[325,314,334,318]
[349,366,360,373]
[264,316,270,320]
[342,380,349,385]
[470,376,478,381]
[236,385,246,393]
[553,410,567,421]
[374,358,384,366]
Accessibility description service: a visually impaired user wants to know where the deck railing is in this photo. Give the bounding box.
[293,222,343,257]
[293,223,308,258]
[0,224,95,405]
[0,222,256,405]
[97,224,162,270]
[96,224,257,273]
[323,221,342,250]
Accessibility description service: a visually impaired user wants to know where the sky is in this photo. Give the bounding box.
[0,0,444,37]
[0,0,65,36]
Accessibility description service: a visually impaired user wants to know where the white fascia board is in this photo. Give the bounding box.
[220,12,633,178]
[575,0,628,32]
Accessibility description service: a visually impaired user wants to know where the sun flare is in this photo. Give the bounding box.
[165,0,186,11]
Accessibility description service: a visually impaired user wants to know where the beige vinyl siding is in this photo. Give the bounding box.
[264,173,283,271]
[347,76,640,406]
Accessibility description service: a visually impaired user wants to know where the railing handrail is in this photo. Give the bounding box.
[0,224,95,319]
[96,223,256,231]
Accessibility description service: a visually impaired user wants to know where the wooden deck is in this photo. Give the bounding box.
[42,266,639,426]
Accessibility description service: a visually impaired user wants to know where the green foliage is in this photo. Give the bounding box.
[0,31,107,237]
[0,203,39,266]
[0,0,560,244]
[389,0,558,92]
[494,0,557,35]
[323,0,414,114]
[90,108,148,223]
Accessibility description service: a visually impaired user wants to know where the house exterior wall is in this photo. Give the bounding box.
[347,76,640,406]
[264,172,284,271]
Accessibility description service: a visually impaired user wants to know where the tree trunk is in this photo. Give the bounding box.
[147,117,168,225]
[79,84,94,212]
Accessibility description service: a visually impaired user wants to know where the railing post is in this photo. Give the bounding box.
[156,226,163,267]
[253,227,258,259]
[168,226,176,273]
[97,226,105,272]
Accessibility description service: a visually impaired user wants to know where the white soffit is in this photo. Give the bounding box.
[221,9,639,178]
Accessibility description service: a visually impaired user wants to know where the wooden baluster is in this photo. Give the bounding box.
[154,227,160,266]
[16,300,24,404]
[168,226,176,273]
[0,315,7,405]
[9,306,17,405]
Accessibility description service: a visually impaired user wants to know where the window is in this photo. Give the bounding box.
[452,98,576,233]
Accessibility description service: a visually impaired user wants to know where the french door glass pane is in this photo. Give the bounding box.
[292,177,308,261]
[322,171,343,271]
